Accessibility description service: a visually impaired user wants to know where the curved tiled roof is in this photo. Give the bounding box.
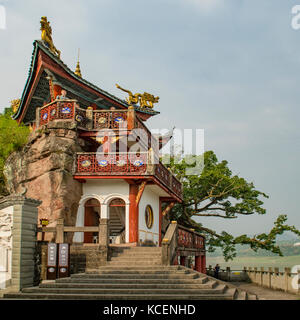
[13,40,159,121]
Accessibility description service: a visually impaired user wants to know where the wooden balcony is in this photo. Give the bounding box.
[73,152,183,201]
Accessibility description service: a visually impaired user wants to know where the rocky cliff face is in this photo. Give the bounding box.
[4,120,87,239]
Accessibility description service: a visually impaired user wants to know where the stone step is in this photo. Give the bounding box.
[4,292,236,300]
[110,247,161,252]
[107,259,162,264]
[71,269,190,276]
[21,285,227,295]
[66,273,199,280]
[39,281,218,290]
[106,261,162,266]
[54,277,212,285]
[109,253,162,258]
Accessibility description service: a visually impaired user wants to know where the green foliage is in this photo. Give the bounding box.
[164,151,300,261]
[0,107,30,195]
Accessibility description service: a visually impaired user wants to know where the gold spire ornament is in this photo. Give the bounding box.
[75,49,82,77]
[11,99,21,114]
[40,16,61,59]
[115,84,159,109]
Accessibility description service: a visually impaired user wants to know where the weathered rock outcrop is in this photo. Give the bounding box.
[4,120,87,239]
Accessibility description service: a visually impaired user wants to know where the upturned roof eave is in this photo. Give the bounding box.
[13,40,160,121]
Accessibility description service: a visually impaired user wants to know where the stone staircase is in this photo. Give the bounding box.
[3,246,257,300]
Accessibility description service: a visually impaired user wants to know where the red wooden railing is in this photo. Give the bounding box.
[74,152,183,200]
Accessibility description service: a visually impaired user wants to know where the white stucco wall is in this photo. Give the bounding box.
[138,185,160,246]
[0,205,13,289]
[73,179,130,243]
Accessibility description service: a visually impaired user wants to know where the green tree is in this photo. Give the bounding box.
[0,106,30,195]
[164,151,300,261]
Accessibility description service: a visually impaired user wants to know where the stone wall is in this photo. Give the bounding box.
[4,120,87,241]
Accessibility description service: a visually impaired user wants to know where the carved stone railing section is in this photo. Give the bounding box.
[74,151,183,199]
[162,222,205,266]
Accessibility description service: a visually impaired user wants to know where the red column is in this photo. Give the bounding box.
[201,255,206,274]
[159,198,162,246]
[180,256,186,267]
[195,255,201,273]
[129,184,139,244]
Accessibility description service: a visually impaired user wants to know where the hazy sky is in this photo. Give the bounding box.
[0,0,299,237]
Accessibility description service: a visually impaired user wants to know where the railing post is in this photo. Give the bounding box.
[284,267,291,292]
[86,106,93,130]
[56,218,64,244]
[98,218,109,247]
[36,107,40,128]
[127,106,135,130]
[226,267,231,281]
[268,267,272,288]
[260,267,264,286]
[146,148,155,175]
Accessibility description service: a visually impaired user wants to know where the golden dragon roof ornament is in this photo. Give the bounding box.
[40,16,61,59]
[115,84,159,109]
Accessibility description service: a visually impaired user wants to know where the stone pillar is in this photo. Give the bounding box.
[268,267,272,288]
[260,267,264,286]
[284,267,291,292]
[0,195,41,291]
[98,218,109,247]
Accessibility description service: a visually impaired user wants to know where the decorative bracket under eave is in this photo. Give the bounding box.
[136,181,147,206]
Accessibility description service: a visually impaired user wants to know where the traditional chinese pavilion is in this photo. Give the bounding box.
[8,17,206,274]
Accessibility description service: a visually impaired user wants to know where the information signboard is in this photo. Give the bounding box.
[47,243,57,280]
[58,243,70,278]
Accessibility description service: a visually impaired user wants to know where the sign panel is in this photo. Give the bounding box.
[47,243,57,267]
[58,243,70,278]
[47,243,57,280]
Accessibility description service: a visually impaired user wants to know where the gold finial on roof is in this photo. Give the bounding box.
[75,48,82,78]
[11,99,21,114]
[40,16,61,59]
[115,83,159,109]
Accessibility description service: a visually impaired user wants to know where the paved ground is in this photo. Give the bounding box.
[231,282,299,300]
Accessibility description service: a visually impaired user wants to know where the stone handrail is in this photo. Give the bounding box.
[162,222,205,265]
[162,221,178,265]
[206,266,300,295]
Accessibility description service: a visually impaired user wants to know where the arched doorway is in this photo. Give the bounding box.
[109,198,126,244]
[84,198,101,243]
